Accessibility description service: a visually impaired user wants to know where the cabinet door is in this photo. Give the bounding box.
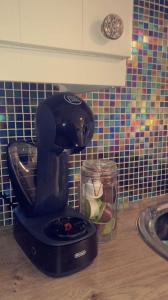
[83,0,133,57]
[20,0,83,51]
[0,0,20,42]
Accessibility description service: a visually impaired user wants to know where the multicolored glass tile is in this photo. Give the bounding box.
[0,0,168,225]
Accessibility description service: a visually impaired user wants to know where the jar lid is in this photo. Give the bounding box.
[82,159,117,176]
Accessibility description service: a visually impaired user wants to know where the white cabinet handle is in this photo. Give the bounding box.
[101,14,124,40]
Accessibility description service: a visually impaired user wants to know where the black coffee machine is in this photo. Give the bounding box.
[7,92,97,277]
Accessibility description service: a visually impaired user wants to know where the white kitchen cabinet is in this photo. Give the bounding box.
[19,0,132,58]
[0,0,133,91]
[0,0,20,42]
[20,0,83,51]
[83,0,133,58]
[0,46,127,91]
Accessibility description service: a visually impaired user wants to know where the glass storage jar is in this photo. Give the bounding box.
[80,159,117,242]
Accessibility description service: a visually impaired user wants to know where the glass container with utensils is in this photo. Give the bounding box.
[80,160,118,242]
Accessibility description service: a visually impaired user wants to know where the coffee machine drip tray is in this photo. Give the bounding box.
[14,206,97,277]
[45,217,88,240]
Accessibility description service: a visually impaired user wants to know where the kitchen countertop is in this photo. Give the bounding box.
[1,198,168,300]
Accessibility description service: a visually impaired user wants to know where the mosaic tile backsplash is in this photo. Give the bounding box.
[0,0,168,226]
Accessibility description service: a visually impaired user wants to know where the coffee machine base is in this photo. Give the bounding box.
[14,206,97,277]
